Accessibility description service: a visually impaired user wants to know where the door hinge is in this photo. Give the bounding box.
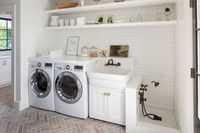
[190,0,194,8]
[191,68,196,78]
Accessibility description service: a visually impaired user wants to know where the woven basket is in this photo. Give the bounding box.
[56,2,79,9]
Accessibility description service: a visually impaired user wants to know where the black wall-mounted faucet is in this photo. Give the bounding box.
[105,59,121,67]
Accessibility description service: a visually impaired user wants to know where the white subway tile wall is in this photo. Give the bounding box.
[52,26,175,110]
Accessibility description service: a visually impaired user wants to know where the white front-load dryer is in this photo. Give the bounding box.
[28,58,55,111]
[54,63,89,119]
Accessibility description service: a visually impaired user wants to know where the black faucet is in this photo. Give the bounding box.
[105,59,121,67]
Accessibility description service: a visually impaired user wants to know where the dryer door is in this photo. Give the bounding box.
[30,68,51,98]
[55,71,82,104]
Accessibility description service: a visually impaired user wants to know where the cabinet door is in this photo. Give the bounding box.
[0,58,11,85]
[108,90,125,125]
[90,87,108,120]
[5,58,11,84]
[0,60,4,85]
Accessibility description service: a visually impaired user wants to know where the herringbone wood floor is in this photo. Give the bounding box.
[0,86,12,107]
[0,105,125,133]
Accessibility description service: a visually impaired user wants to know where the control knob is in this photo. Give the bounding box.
[37,63,42,67]
[65,65,70,70]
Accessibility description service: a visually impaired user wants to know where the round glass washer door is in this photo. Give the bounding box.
[30,68,51,98]
[55,71,82,104]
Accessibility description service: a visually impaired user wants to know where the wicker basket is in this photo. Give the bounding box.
[56,2,79,9]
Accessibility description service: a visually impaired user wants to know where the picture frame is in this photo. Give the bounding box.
[66,36,79,56]
[110,45,129,57]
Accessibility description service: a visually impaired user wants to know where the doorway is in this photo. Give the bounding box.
[0,5,16,109]
[0,14,12,107]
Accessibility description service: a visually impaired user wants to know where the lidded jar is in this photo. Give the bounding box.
[90,46,97,57]
[81,45,89,56]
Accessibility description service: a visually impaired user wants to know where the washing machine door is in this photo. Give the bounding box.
[30,68,51,98]
[55,71,82,104]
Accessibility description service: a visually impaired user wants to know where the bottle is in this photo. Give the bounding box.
[50,16,59,27]
[80,0,85,6]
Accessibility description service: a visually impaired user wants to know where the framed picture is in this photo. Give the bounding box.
[110,45,129,57]
[66,36,79,55]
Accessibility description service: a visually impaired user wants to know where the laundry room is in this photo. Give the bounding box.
[0,0,197,133]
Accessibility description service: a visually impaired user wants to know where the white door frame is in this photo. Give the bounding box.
[0,5,17,109]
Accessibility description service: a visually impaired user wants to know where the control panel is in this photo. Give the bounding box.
[32,62,53,69]
[54,64,84,72]
[74,65,83,72]
[45,63,52,68]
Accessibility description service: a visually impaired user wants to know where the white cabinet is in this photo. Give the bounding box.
[0,57,11,86]
[108,90,125,124]
[90,87,125,125]
[90,88,108,120]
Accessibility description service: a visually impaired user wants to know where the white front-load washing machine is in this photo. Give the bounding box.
[54,58,92,119]
[28,58,55,111]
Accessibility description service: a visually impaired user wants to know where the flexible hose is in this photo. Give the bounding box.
[141,92,162,121]
[141,102,156,120]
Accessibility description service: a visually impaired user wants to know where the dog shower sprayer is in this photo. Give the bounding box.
[139,81,162,121]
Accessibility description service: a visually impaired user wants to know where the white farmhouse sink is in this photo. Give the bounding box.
[87,59,133,89]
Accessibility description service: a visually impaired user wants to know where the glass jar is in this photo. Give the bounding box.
[81,46,89,57]
[90,46,98,57]
[50,16,59,27]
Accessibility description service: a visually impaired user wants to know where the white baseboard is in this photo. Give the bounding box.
[14,100,29,111]
[19,101,29,111]
[14,101,20,112]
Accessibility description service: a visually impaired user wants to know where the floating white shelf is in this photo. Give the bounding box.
[45,0,176,14]
[44,21,177,30]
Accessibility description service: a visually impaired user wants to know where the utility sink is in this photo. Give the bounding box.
[87,59,133,89]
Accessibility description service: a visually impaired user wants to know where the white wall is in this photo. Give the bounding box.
[175,0,194,132]
[19,0,56,109]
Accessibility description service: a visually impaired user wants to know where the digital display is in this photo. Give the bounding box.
[45,63,52,67]
[74,66,83,70]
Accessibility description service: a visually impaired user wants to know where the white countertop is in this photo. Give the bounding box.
[0,55,11,59]
[53,56,96,65]
[29,56,96,65]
